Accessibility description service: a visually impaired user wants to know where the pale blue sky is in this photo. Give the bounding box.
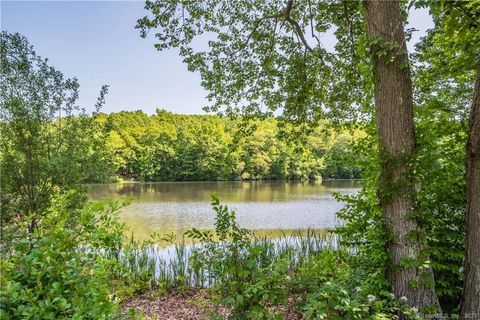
[1,1,433,115]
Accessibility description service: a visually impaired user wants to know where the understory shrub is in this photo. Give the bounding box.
[291,250,420,320]
[0,193,125,319]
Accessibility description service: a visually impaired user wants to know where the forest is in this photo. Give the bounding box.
[94,111,364,182]
[1,0,479,320]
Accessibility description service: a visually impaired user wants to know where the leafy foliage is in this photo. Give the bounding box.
[135,0,479,313]
[292,250,421,320]
[410,0,479,312]
[0,32,138,319]
[97,110,365,182]
[0,194,124,319]
[185,196,421,319]
[2,0,478,315]
[137,0,370,122]
[0,32,115,249]
[186,195,286,318]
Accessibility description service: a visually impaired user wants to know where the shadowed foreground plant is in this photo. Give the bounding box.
[0,193,124,319]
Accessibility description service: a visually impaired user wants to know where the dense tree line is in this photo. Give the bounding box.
[96,110,365,182]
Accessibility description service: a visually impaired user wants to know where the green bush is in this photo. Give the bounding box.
[291,250,420,320]
[0,193,124,319]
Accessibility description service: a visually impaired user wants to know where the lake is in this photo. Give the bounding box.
[88,180,359,241]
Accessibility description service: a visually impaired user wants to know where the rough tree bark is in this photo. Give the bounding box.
[362,0,440,313]
[460,61,480,319]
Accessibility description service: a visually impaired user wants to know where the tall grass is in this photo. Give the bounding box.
[112,230,339,290]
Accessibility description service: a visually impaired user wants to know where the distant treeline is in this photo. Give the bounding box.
[89,110,365,182]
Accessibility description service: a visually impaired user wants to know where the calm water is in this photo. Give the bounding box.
[88,180,359,241]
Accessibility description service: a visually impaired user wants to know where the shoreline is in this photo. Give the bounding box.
[85,178,364,186]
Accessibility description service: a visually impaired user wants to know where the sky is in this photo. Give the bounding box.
[1,1,433,115]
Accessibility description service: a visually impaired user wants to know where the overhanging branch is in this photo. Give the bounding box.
[239,0,323,60]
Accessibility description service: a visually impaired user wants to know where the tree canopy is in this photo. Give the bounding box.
[137,0,371,123]
[97,109,365,182]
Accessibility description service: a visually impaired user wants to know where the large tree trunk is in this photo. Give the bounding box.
[460,62,480,318]
[362,0,440,313]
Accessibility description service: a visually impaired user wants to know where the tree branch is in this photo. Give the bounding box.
[451,2,480,28]
[283,0,313,52]
[242,12,283,50]
[238,0,323,61]
[308,0,322,50]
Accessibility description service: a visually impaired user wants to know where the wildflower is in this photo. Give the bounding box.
[367,294,376,303]
[389,293,395,299]
[355,287,362,293]
[400,296,408,302]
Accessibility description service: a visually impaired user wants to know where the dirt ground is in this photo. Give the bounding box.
[121,290,221,319]
[121,289,303,320]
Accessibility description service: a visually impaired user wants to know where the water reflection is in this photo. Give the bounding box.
[88,180,359,241]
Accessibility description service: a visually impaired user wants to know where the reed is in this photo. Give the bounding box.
[113,229,340,290]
